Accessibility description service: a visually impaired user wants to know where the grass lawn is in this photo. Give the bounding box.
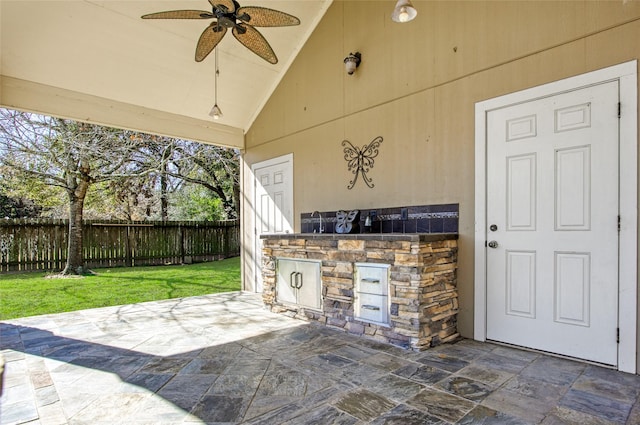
[0,257,241,320]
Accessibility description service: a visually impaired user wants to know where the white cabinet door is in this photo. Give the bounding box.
[276,258,321,310]
[296,260,322,310]
[276,259,298,305]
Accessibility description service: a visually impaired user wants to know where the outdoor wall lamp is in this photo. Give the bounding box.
[344,52,361,75]
[391,0,417,23]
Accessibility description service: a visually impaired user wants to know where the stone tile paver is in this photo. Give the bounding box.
[520,356,586,386]
[472,352,532,374]
[502,375,569,404]
[393,363,451,385]
[481,387,554,423]
[455,363,515,388]
[407,387,476,422]
[415,351,470,373]
[559,388,633,423]
[370,403,444,425]
[1,291,639,424]
[280,404,360,425]
[366,373,425,403]
[541,406,622,425]
[458,404,532,425]
[436,375,494,402]
[333,388,397,421]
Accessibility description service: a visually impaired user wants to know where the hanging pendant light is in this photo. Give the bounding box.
[209,103,223,120]
[391,0,417,23]
[209,48,223,120]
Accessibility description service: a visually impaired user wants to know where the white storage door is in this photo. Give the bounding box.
[276,259,298,305]
[296,259,322,310]
[276,258,321,310]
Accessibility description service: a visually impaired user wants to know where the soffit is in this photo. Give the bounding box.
[0,0,332,147]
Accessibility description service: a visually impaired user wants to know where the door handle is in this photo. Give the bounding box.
[362,305,380,311]
[361,278,380,284]
[488,240,499,249]
[295,272,303,289]
[290,271,297,288]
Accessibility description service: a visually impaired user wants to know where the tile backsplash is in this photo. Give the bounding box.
[301,204,459,234]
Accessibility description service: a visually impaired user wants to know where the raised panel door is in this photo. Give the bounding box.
[486,81,619,365]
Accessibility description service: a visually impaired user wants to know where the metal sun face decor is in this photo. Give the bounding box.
[342,136,383,190]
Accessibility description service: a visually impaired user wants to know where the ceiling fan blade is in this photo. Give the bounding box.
[236,7,300,27]
[195,24,227,62]
[210,0,237,14]
[232,24,277,64]
[141,10,214,19]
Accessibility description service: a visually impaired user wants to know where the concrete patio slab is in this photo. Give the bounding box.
[1,292,639,424]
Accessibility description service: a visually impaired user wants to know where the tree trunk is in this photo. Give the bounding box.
[160,146,171,220]
[160,172,169,220]
[232,180,240,220]
[61,181,90,275]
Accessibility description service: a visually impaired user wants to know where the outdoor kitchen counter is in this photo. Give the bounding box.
[260,233,459,350]
[260,232,457,242]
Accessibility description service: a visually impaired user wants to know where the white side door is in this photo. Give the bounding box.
[252,154,293,292]
[486,81,619,365]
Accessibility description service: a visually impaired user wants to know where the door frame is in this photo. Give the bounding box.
[474,60,638,373]
[251,153,294,293]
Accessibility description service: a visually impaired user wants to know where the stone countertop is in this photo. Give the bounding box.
[260,233,458,242]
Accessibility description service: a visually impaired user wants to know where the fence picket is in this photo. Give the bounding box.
[0,219,240,272]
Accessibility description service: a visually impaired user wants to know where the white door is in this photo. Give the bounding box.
[486,81,619,365]
[252,154,293,292]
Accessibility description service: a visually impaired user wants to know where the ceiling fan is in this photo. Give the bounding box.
[142,0,300,64]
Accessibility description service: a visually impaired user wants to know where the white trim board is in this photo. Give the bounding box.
[474,60,638,373]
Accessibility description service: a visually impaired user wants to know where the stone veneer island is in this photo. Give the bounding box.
[261,233,459,351]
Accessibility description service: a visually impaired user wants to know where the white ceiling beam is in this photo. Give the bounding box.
[0,76,244,149]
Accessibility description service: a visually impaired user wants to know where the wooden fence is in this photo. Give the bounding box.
[0,219,240,272]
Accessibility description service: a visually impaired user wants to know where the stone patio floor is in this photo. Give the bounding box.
[1,291,640,425]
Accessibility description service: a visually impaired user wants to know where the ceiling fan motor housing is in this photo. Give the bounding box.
[217,16,236,28]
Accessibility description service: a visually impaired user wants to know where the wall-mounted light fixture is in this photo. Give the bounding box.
[391,0,417,23]
[344,52,361,75]
[209,48,223,120]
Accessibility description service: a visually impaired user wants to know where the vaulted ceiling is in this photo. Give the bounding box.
[0,0,333,148]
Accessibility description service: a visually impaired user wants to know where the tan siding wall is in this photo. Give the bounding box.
[242,1,640,364]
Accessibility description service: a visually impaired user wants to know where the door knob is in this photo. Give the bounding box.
[488,240,499,248]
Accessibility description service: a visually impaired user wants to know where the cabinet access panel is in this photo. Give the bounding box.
[276,258,322,310]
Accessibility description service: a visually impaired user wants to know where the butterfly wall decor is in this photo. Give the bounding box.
[335,210,360,234]
[342,136,383,190]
